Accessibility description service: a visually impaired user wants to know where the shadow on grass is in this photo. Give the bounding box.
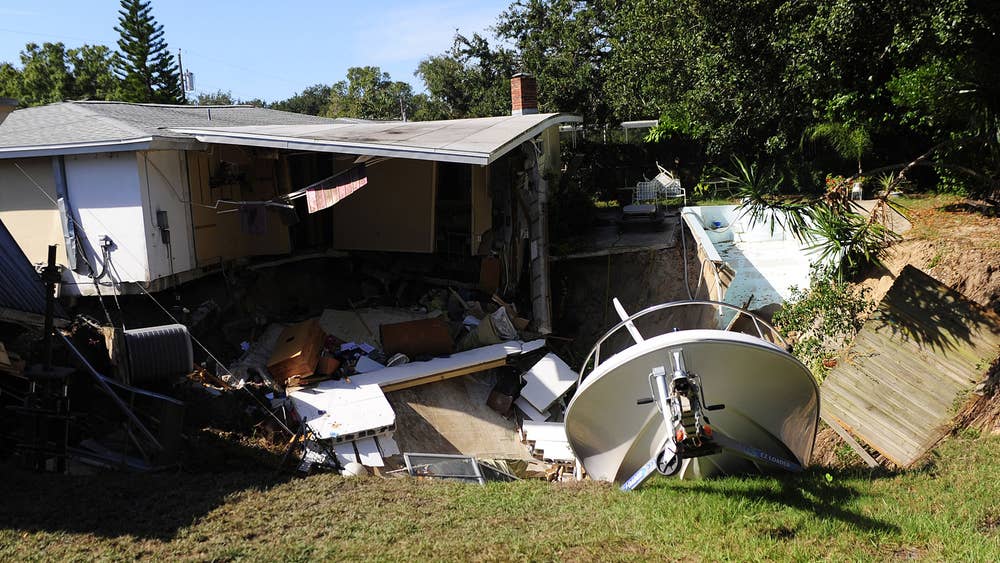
[0,431,293,540]
[670,468,900,534]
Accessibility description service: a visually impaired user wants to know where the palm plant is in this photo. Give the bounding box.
[722,157,902,280]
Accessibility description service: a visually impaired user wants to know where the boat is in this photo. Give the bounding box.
[564,300,819,488]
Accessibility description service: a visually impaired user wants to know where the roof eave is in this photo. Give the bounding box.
[170,113,584,166]
[0,136,204,160]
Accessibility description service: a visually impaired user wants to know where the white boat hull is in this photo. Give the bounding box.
[565,329,819,482]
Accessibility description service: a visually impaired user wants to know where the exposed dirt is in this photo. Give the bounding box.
[861,196,1000,313]
[816,196,1000,465]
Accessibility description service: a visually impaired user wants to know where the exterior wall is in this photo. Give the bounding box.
[63,152,149,288]
[331,158,436,253]
[0,154,152,296]
[136,150,196,279]
[0,157,68,267]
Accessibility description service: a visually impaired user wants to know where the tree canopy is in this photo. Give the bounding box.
[440,0,999,196]
[114,0,183,103]
[0,43,121,105]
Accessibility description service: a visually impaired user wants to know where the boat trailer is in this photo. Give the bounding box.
[621,348,803,491]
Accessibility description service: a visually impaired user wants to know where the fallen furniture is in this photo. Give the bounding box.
[621,162,685,224]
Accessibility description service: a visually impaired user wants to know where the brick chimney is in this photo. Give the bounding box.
[0,98,17,126]
[511,73,538,116]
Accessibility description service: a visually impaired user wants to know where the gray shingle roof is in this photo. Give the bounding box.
[0,101,345,150]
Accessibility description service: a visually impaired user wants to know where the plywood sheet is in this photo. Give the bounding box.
[386,377,533,460]
[821,266,1000,467]
[331,158,436,252]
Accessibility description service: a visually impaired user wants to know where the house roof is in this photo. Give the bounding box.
[0,101,345,159]
[0,101,582,165]
[170,113,583,165]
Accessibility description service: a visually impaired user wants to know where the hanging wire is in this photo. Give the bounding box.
[107,254,294,436]
[15,158,295,436]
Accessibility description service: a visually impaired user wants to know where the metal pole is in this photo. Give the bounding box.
[41,244,58,369]
[177,49,186,104]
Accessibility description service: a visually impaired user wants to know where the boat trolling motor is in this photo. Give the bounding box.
[622,348,802,491]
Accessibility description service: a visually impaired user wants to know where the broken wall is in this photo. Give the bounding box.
[187,147,292,266]
[0,157,67,266]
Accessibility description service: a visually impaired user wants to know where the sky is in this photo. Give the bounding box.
[0,0,512,102]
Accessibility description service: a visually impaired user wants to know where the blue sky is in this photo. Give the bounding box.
[0,0,511,102]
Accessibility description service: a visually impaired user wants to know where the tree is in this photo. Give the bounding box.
[114,0,182,103]
[271,84,331,115]
[67,45,122,101]
[326,66,418,121]
[416,33,517,119]
[495,0,612,121]
[10,42,72,106]
[0,42,121,106]
[193,89,235,105]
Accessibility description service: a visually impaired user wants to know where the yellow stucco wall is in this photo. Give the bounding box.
[0,157,69,266]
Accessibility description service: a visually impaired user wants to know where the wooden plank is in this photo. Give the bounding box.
[824,370,940,439]
[824,377,932,446]
[380,358,507,393]
[820,265,1000,468]
[820,413,880,468]
[822,384,926,462]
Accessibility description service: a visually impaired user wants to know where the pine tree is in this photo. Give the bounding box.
[113,0,182,103]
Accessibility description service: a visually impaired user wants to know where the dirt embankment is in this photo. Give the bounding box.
[817,197,1000,467]
[862,198,1000,313]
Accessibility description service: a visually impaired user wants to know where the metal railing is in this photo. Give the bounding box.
[578,300,788,385]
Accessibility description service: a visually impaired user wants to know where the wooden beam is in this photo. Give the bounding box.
[381,358,507,393]
[821,413,880,468]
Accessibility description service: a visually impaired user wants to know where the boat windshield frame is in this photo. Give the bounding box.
[578,300,789,385]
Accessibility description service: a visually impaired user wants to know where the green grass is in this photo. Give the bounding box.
[2,435,998,560]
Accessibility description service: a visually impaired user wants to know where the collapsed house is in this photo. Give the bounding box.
[0,75,579,332]
[0,77,586,476]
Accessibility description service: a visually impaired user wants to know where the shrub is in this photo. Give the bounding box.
[772,268,875,382]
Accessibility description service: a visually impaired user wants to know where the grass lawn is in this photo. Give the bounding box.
[1,434,997,561]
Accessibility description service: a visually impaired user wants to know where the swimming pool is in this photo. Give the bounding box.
[680,205,829,325]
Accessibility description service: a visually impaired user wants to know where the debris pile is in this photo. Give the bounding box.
[179,285,582,480]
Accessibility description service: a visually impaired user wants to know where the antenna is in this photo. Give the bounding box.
[178,49,195,96]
